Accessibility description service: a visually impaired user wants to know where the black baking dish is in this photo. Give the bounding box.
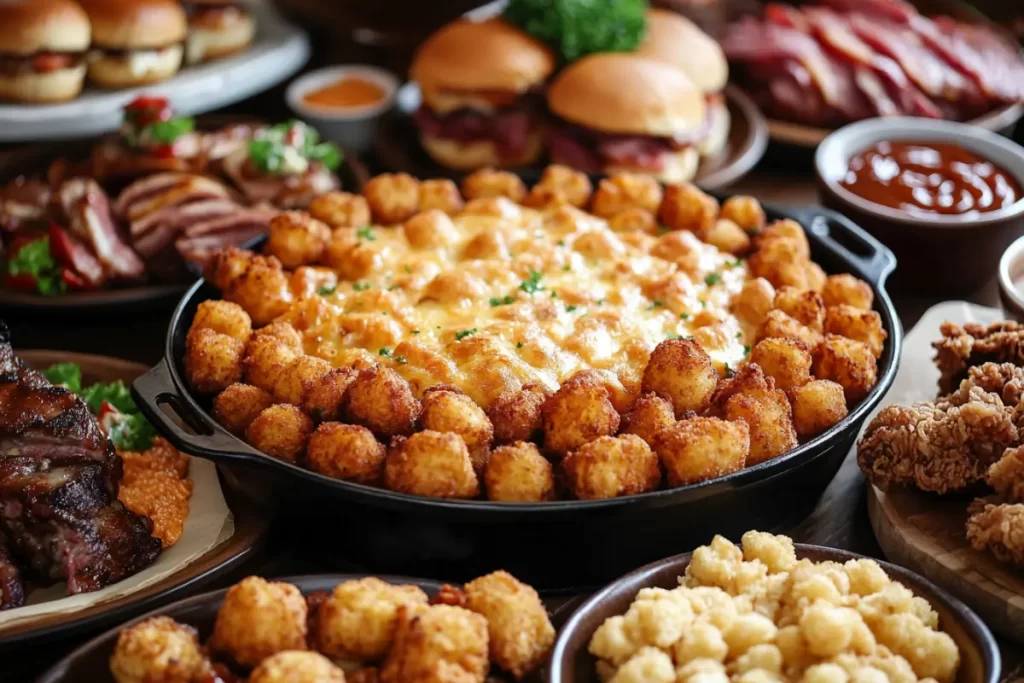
[133,202,902,590]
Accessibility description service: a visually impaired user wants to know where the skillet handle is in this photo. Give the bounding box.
[781,204,896,287]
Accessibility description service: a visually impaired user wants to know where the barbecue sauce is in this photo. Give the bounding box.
[841,140,1022,216]
[302,76,386,109]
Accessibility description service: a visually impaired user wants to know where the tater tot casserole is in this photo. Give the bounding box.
[180,164,888,502]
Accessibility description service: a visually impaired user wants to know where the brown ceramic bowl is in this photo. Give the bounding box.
[550,543,1000,683]
[815,117,1024,294]
[998,234,1024,321]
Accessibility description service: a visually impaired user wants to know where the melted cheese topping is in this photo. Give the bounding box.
[278,202,753,409]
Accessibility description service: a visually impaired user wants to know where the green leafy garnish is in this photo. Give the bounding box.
[5,237,65,296]
[42,363,83,393]
[108,413,157,451]
[743,345,752,355]
[566,304,578,312]
[681,312,690,320]
[490,295,515,307]
[353,281,372,291]
[455,328,478,341]
[82,380,137,415]
[357,226,376,242]
[516,341,524,349]
[379,347,392,357]
[248,120,343,175]
[318,285,337,296]
[704,273,722,286]
[519,270,544,295]
[729,259,743,268]
[503,0,647,63]
[724,363,735,378]
[404,264,413,274]
[411,329,420,334]
[144,117,195,145]
[395,356,408,364]
[647,300,664,311]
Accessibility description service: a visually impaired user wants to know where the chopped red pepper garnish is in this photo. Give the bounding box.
[48,224,76,269]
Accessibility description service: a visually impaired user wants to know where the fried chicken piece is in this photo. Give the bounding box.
[987,445,1024,502]
[966,498,1024,567]
[933,321,1024,395]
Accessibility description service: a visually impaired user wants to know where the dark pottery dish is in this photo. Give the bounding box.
[816,117,1024,295]
[132,203,901,590]
[550,543,1000,683]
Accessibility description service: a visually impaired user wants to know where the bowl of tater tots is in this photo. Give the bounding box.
[132,164,903,587]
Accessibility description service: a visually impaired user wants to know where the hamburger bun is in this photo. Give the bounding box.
[604,147,701,184]
[79,0,187,49]
[186,9,256,64]
[421,130,544,170]
[547,53,707,138]
[0,0,91,54]
[698,96,730,159]
[88,44,184,88]
[636,9,728,95]
[411,19,555,95]
[0,63,88,103]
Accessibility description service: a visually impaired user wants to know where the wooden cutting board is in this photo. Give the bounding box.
[867,484,1024,644]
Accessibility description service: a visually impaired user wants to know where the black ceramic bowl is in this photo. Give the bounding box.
[132,203,902,590]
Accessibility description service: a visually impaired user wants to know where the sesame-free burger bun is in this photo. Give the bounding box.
[0,0,91,54]
[636,8,728,94]
[547,53,707,139]
[0,64,88,103]
[411,19,555,95]
[186,10,256,63]
[420,130,544,170]
[88,44,184,87]
[79,0,188,49]
[604,147,701,184]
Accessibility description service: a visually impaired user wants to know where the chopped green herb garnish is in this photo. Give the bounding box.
[701,300,708,308]
[596,299,604,306]
[562,265,570,272]
[729,259,743,268]
[356,226,376,242]
[743,345,751,355]
[395,356,408,364]
[658,224,671,234]
[248,120,342,175]
[681,312,690,320]
[317,285,337,296]
[42,363,82,393]
[736,332,743,339]
[647,300,664,311]
[519,270,544,295]
[404,264,413,274]
[490,295,515,307]
[412,329,420,334]
[379,347,392,357]
[144,116,195,145]
[550,290,557,298]
[455,328,477,341]
[704,273,722,286]
[557,239,566,247]
[353,281,371,291]
[516,341,524,349]
[566,304,578,312]
[724,363,735,378]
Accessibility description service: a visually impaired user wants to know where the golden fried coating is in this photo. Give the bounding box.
[118,461,192,548]
[253,320,303,348]
[749,338,813,392]
[214,384,276,436]
[608,208,658,235]
[380,604,489,683]
[805,262,827,292]
[210,577,308,668]
[749,236,809,290]
[302,367,358,422]
[824,304,887,358]
[641,338,718,417]
[701,218,751,255]
[317,577,429,661]
[110,616,205,683]
[774,287,825,331]
[658,182,718,234]
[189,300,252,345]
[461,168,527,203]
[656,417,749,487]
[420,388,493,474]
[789,380,848,439]
[307,423,385,484]
[243,336,299,394]
[731,277,776,326]
[527,164,592,208]
[966,499,1024,567]
[988,445,1024,502]
[207,246,254,292]
[591,173,663,218]
[344,366,422,438]
[272,354,333,406]
[363,172,421,224]
[348,669,380,683]
[184,328,244,394]
[308,190,372,229]
[404,210,460,250]
[265,211,332,268]
[484,442,556,502]
[384,430,480,498]
[562,434,661,500]
[464,570,555,678]
[756,219,810,258]
[821,274,873,310]
[813,334,878,403]
[756,310,822,349]
[709,363,773,416]
[249,651,344,683]
[620,392,676,449]
[725,387,799,465]
[932,321,1024,396]
[246,404,314,463]
[720,195,766,233]
[419,179,465,215]
[541,378,621,457]
[223,254,293,327]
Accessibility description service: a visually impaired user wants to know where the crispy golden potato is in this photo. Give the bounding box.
[568,369,634,413]
[824,304,887,358]
[541,378,620,457]
[380,604,489,683]
[821,274,873,310]
[461,167,527,203]
[253,320,303,348]
[224,254,293,327]
[756,219,810,259]
[607,208,658,235]
[403,209,460,250]
[384,430,479,498]
[656,417,749,487]
[731,277,776,325]
[774,287,825,331]
[418,178,464,215]
[184,328,244,394]
[523,185,570,211]
[461,196,522,220]
[422,270,489,304]
[289,266,338,299]
[487,385,547,444]
[484,442,555,502]
[641,338,718,417]
[725,387,799,465]
[464,571,555,678]
[265,211,332,268]
[244,336,299,394]
[302,367,358,422]
[308,190,371,229]
[709,363,773,416]
[756,310,822,348]
[363,172,420,224]
[813,334,878,403]
[461,230,510,260]
[563,434,661,500]
[272,354,333,406]
[702,218,751,255]
[720,195,766,233]
[249,651,345,683]
[246,404,314,463]
[749,237,809,290]
[805,262,827,292]
[420,387,493,475]
[307,423,385,484]
[620,392,676,448]
[207,247,254,292]
[316,577,428,661]
[210,577,308,668]
[572,230,627,260]
[110,616,205,683]
[189,300,252,345]
[658,182,718,234]
[348,668,380,683]
[213,383,275,436]
[789,380,848,439]
[591,173,663,218]
[749,338,813,392]
[528,164,592,208]
[343,366,422,438]
[650,229,703,273]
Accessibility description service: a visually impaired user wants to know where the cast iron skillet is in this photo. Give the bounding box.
[132,202,902,590]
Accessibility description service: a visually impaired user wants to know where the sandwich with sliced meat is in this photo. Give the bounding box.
[409,18,555,170]
[546,53,709,183]
[0,0,91,103]
[182,0,255,64]
[78,0,187,88]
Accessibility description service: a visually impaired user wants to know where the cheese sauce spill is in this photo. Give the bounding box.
[302,76,386,109]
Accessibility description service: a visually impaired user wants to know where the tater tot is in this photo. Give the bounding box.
[213,383,275,436]
[224,255,293,327]
[487,384,547,444]
[720,195,766,233]
[749,238,808,290]
[246,404,314,463]
[805,262,827,292]
[824,305,887,358]
[272,354,332,406]
[185,328,244,394]
[363,172,420,224]
[725,388,799,465]
[641,339,718,417]
[253,320,303,348]
[756,219,810,259]
[419,387,493,475]
[659,182,719,234]
[461,167,527,202]
[265,211,331,268]
[608,208,658,235]
[702,218,751,255]
[301,367,357,422]
[207,247,254,292]
[248,651,344,683]
[384,430,479,498]
[813,334,878,403]
[709,363,773,416]
[308,190,371,229]
[485,442,555,502]
[822,274,873,310]
[756,310,822,349]
[529,164,592,208]
[343,366,422,438]
[774,287,825,331]
[110,616,205,683]
[418,178,465,214]
[789,380,848,439]
[380,604,489,683]
[189,300,252,344]
[541,378,620,457]
[749,338,813,391]
[316,577,428,661]
[563,434,661,500]
[244,336,299,394]
[464,571,555,678]
[620,392,677,449]
[307,422,385,484]
[403,209,460,249]
[210,577,308,668]
[591,173,663,217]
[656,417,749,487]
[731,277,776,325]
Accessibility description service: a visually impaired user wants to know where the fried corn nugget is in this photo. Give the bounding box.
[731,277,776,326]
[824,304,887,358]
[184,328,244,394]
[641,339,718,417]
[265,211,332,268]
[307,422,385,485]
[344,366,422,438]
[620,392,676,449]
[702,218,751,255]
[210,577,308,668]
[813,334,878,403]
[709,363,773,416]
[527,164,592,208]
[749,238,808,290]
[822,274,873,310]
[420,387,493,475]
[246,404,313,463]
[749,338,813,392]
[461,168,527,203]
[725,387,798,465]
[302,367,358,422]
[308,190,371,229]
[774,287,825,331]
[656,417,749,487]
[591,173,663,218]
[756,310,822,349]
[404,209,460,249]
[189,300,252,345]
[206,246,254,292]
[380,604,489,683]
[419,178,465,214]
[485,442,555,502]
[659,182,719,234]
[789,380,848,439]
[541,378,620,457]
[272,354,332,406]
[563,434,661,500]
[384,431,480,499]
[110,616,205,683]
[720,195,766,233]
[317,577,428,661]
[249,651,345,683]
[364,172,420,224]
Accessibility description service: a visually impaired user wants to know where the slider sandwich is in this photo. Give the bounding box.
[79,0,188,88]
[183,0,256,64]
[0,0,91,103]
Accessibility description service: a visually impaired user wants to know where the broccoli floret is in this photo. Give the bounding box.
[503,0,648,64]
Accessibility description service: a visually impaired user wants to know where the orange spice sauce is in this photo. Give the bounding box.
[302,76,386,109]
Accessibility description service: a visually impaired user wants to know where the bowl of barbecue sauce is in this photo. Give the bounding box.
[817,118,1024,293]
